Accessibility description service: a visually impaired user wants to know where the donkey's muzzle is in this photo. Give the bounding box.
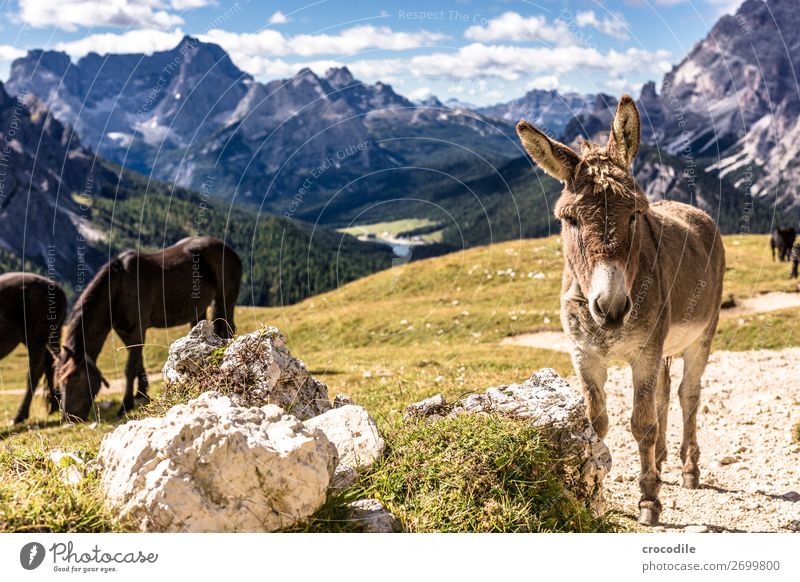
[589,263,632,329]
[591,294,632,329]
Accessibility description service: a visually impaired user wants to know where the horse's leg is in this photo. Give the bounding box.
[43,346,60,414]
[679,331,713,490]
[655,358,672,473]
[135,330,149,402]
[13,348,47,424]
[572,350,609,439]
[117,330,142,416]
[631,353,663,525]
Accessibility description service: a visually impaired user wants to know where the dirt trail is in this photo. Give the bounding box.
[501,291,800,353]
[600,348,800,532]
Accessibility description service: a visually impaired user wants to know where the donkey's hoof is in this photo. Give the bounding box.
[638,507,661,526]
[682,474,700,489]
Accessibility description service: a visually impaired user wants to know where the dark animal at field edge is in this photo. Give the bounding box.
[770,227,796,262]
[516,95,725,527]
[55,236,242,421]
[791,244,799,279]
[0,273,67,424]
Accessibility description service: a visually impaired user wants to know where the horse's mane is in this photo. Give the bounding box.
[64,256,124,351]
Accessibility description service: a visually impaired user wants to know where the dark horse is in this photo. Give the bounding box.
[55,236,242,421]
[0,273,67,423]
[770,227,796,262]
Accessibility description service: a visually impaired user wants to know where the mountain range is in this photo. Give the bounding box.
[1,0,794,303]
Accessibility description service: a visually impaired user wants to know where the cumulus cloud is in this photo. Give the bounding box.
[55,29,186,58]
[203,25,447,58]
[464,12,573,45]
[268,10,289,25]
[0,45,26,61]
[525,75,561,91]
[408,87,432,101]
[18,0,185,31]
[408,43,672,81]
[575,11,630,40]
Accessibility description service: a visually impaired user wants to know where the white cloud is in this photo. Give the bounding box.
[575,11,630,40]
[203,25,447,58]
[464,12,573,45]
[169,0,213,8]
[408,86,432,101]
[407,43,672,82]
[268,10,289,25]
[525,75,560,91]
[18,0,184,31]
[0,45,26,61]
[55,29,186,58]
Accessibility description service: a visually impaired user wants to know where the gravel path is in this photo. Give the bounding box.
[594,348,800,533]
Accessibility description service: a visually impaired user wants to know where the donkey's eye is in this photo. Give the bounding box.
[563,216,579,228]
[629,213,637,225]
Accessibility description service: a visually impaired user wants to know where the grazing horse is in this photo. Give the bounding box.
[770,227,796,262]
[0,273,67,423]
[55,236,242,421]
[516,95,725,526]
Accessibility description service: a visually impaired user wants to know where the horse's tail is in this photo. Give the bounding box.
[211,242,242,339]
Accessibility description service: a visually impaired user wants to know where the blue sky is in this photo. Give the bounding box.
[0,0,742,105]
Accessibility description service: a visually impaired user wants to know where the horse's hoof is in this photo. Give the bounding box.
[117,407,130,417]
[11,416,25,425]
[135,392,150,402]
[682,474,700,489]
[638,507,661,526]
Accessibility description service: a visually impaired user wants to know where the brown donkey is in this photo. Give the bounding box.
[55,236,242,421]
[516,95,725,526]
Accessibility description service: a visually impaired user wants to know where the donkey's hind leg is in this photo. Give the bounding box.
[679,329,714,489]
[655,358,672,473]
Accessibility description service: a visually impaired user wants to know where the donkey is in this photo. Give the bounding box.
[55,236,242,421]
[517,95,725,526]
[0,272,67,424]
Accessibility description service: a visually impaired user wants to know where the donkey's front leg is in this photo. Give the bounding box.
[572,350,609,439]
[631,354,663,526]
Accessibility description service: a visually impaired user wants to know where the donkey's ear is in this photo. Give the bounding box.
[516,121,579,183]
[607,94,640,168]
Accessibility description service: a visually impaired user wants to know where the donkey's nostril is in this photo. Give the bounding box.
[621,295,632,317]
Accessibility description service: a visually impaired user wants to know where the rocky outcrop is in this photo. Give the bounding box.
[161,322,331,420]
[96,392,338,532]
[219,326,331,419]
[305,405,385,471]
[406,368,611,510]
[161,320,226,383]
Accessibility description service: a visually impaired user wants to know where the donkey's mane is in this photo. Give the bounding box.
[573,141,640,200]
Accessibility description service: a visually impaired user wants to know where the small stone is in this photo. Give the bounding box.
[405,394,448,419]
[718,455,737,465]
[614,474,624,483]
[347,499,402,533]
[684,525,709,533]
[329,463,358,492]
[333,394,353,408]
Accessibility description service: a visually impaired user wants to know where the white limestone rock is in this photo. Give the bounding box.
[96,392,338,532]
[305,405,385,472]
